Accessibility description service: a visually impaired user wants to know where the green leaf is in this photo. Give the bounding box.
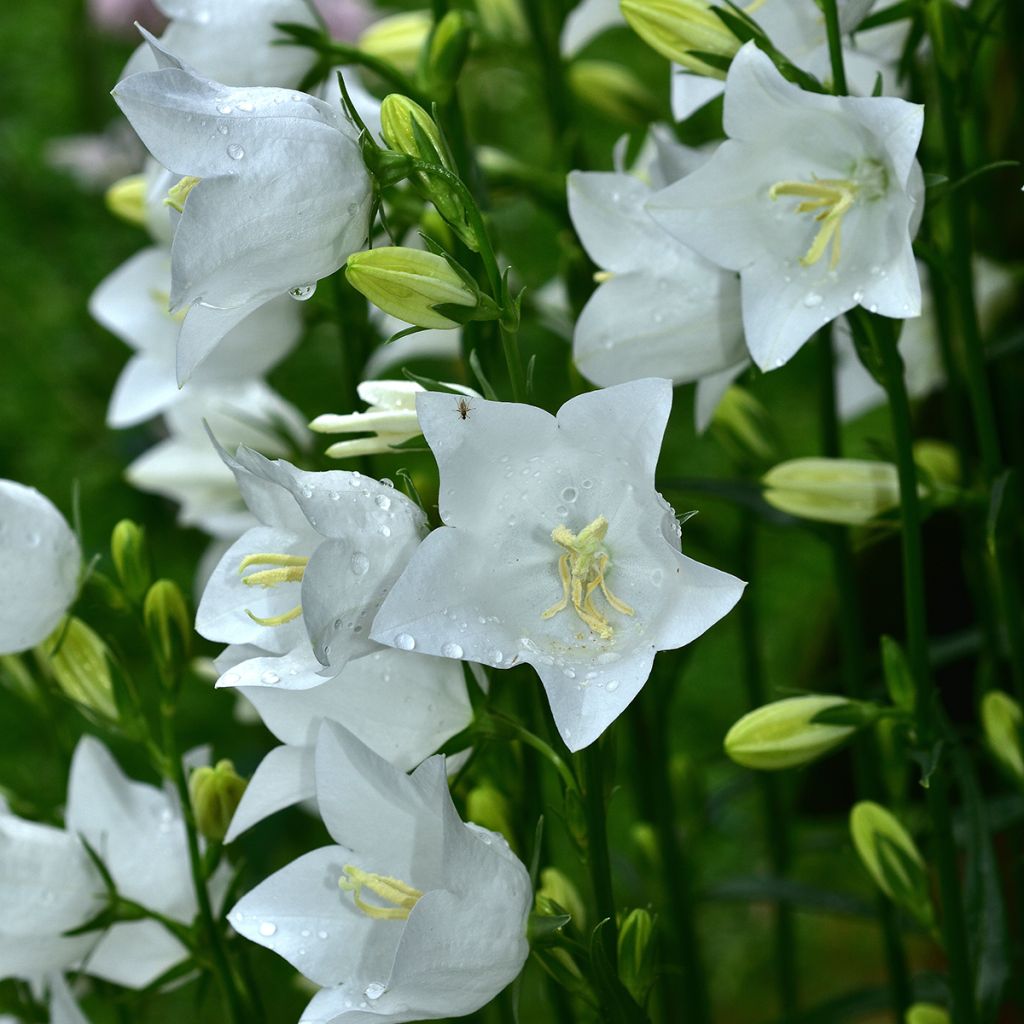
[469,349,499,400]
[881,635,916,711]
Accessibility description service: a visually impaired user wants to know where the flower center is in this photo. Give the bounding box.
[339,865,424,921]
[238,553,309,627]
[768,161,887,271]
[542,515,635,640]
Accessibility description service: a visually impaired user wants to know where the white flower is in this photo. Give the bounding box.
[310,380,479,460]
[216,646,472,841]
[560,0,624,55]
[113,39,372,382]
[568,129,745,426]
[126,381,308,539]
[90,246,302,427]
[0,481,81,654]
[0,737,204,988]
[229,722,531,1021]
[370,379,745,751]
[649,42,924,372]
[123,0,320,88]
[196,445,427,671]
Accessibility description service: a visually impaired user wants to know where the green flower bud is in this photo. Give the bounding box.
[466,783,516,847]
[567,60,659,125]
[906,1004,950,1024]
[620,0,740,78]
[474,0,527,41]
[346,247,486,329]
[724,695,863,771]
[850,801,934,927]
[880,635,915,712]
[381,95,451,169]
[110,519,151,605]
[710,385,780,470]
[421,9,472,103]
[358,10,432,75]
[143,579,192,685]
[981,690,1024,786]
[188,759,247,843]
[105,174,148,227]
[762,457,904,526]
[913,440,960,491]
[618,908,657,1005]
[39,617,117,721]
[536,867,586,928]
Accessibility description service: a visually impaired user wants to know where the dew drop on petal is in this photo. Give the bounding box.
[364,983,386,1001]
[217,104,232,114]
[378,524,391,538]
[803,291,823,308]
[351,552,370,576]
[561,486,578,503]
[375,494,391,511]
[258,922,277,937]
[395,633,415,651]
[260,671,280,685]
[442,642,464,659]
[237,100,255,112]
[492,650,503,663]
[217,125,228,135]
[289,283,317,301]
[606,680,620,692]
[226,143,245,160]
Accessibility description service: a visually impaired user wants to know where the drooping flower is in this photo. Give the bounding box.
[648,42,924,371]
[90,246,302,427]
[217,646,472,841]
[0,481,81,655]
[370,379,745,751]
[122,0,320,88]
[113,38,373,382]
[0,737,210,988]
[568,127,745,428]
[196,445,427,673]
[230,721,532,1020]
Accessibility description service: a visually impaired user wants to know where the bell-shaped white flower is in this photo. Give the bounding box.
[0,481,81,654]
[568,130,745,426]
[126,381,308,539]
[649,43,924,372]
[370,379,745,751]
[196,445,427,671]
[230,721,531,1021]
[90,246,302,427]
[123,0,320,88]
[216,646,472,841]
[0,737,204,988]
[113,39,373,382]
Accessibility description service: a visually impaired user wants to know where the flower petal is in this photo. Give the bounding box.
[224,744,315,842]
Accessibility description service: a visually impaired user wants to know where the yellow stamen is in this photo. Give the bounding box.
[769,178,859,271]
[245,606,303,627]
[339,865,423,921]
[542,515,635,639]
[239,553,309,628]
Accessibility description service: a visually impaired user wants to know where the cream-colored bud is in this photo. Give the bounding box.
[105,174,148,227]
[381,95,450,168]
[905,1004,950,1024]
[981,690,1024,785]
[711,385,780,468]
[620,0,740,78]
[358,11,432,75]
[346,247,480,329]
[189,760,247,843]
[111,519,151,605]
[724,695,862,770]
[38,617,117,721]
[144,579,192,684]
[762,457,905,525]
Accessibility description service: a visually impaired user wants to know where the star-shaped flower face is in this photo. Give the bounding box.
[370,379,745,751]
[649,42,924,371]
[113,39,373,382]
[230,722,532,1022]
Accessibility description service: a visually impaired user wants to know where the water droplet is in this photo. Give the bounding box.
[581,478,594,489]
[260,671,280,685]
[869,303,879,313]
[651,568,664,586]
[351,552,369,576]
[852,289,864,303]
[507,513,517,527]
[381,477,394,488]
[492,650,503,663]
[378,524,391,538]
[364,983,386,1001]
[561,486,578,503]
[301,929,311,938]
[258,921,277,937]
[803,291,823,308]
[556,505,568,517]
[606,680,620,692]
[237,100,255,112]
[217,125,228,135]
[395,633,415,651]
[289,283,316,301]
[442,642,464,659]
[26,532,40,547]
[375,494,391,511]
[227,143,245,160]
[347,201,361,215]
[217,104,232,114]
[317,930,328,940]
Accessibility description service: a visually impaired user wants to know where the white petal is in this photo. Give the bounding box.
[656,552,746,650]
[0,481,81,654]
[560,0,623,54]
[82,919,189,989]
[176,294,273,384]
[224,744,315,842]
[48,974,90,1024]
[694,360,748,433]
[670,69,724,122]
[108,354,180,428]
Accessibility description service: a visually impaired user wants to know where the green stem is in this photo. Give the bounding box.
[863,313,977,1024]
[489,711,579,796]
[577,742,618,965]
[821,0,849,95]
[160,705,249,1024]
[324,43,426,104]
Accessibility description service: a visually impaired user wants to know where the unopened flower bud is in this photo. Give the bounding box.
[906,1004,950,1024]
[850,801,934,927]
[762,457,904,526]
[346,247,488,329]
[880,635,915,712]
[421,9,472,103]
[189,759,247,842]
[568,60,659,124]
[620,0,741,78]
[466,783,516,847]
[981,690,1024,786]
[110,519,151,605]
[536,867,586,928]
[913,440,961,503]
[618,907,657,1004]
[724,695,866,770]
[474,0,527,41]
[38,617,117,721]
[105,173,148,227]
[358,10,432,75]
[710,385,780,469]
[143,579,192,684]
[381,95,451,169]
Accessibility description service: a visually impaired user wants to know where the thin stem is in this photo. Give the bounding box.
[864,313,977,1024]
[821,0,849,95]
[489,711,579,796]
[577,742,618,965]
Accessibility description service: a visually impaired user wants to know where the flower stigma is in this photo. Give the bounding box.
[339,865,424,921]
[164,175,202,213]
[542,515,635,640]
[238,553,309,627]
